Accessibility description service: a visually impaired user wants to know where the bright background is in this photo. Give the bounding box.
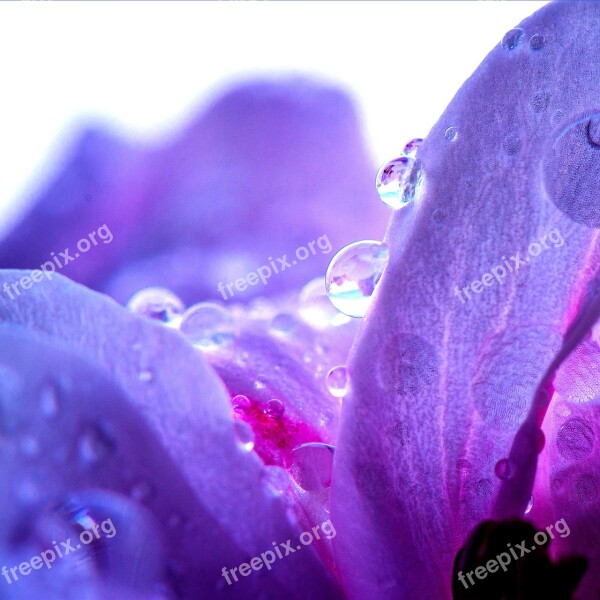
[0,1,547,229]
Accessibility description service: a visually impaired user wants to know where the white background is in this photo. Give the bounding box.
[0,1,547,228]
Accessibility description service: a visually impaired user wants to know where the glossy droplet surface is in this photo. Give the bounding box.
[232,394,250,412]
[78,421,116,466]
[524,495,534,515]
[326,240,389,318]
[494,458,515,480]
[233,420,255,452]
[375,156,423,209]
[299,277,352,328]
[326,365,348,398]
[502,28,524,50]
[445,126,458,142]
[126,287,185,324]
[264,399,285,419]
[288,442,335,491]
[403,138,423,157]
[180,302,234,349]
[270,313,297,334]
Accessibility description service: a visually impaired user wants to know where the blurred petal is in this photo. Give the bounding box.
[331,2,600,598]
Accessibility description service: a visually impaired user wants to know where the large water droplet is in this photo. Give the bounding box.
[264,399,285,419]
[288,443,334,491]
[180,302,234,349]
[326,365,348,398]
[501,28,524,51]
[299,277,352,328]
[126,287,185,325]
[494,458,515,480]
[375,156,423,209]
[233,420,255,452]
[326,240,389,318]
[78,421,117,466]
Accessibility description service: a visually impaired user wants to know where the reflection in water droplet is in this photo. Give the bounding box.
[326,241,389,318]
[264,399,285,419]
[502,28,524,51]
[233,420,255,452]
[180,302,234,349]
[126,287,185,325]
[445,127,458,142]
[78,421,117,466]
[326,365,348,398]
[529,33,546,50]
[403,138,423,157]
[288,443,335,491]
[494,458,515,480]
[375,156,423,209]
[524,495,534,515]
[299,278,352,329]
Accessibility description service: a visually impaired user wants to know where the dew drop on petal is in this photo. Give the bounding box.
[299,278,352,328]
[270,313,297,335]
[126,287,185,324]
[494,458,515,480]
[445,126,458,142]
[326,240,389,318]
[264,399,285,419]
[288,443,335,491]
[180,302,234,349]
[326,365,348,398]
[524,495,534,515]
[375,156,423,209]
[529,33,546,50]
[232,394,250,413]
[402,138,423,157]
[233,420,255,452]
[78,421,117,467]
[501,28,524,51]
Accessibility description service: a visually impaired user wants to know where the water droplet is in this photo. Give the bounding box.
[524,495,534,514]
[270,313,297,334]
[39,381,59,418]
[180,302,234,349]
[375,156,423,209]
[232,394,250,412]
[326,240,389,318]
[78,421,117,466]
[445,126,458,142]
[233,420,255,452]
[298,277,352,329]
[264,399,285,419]
[529,33,546,50]
[502,28,524,51]
[138,369,154,383]
[325,365,348,398]
[557,418,595,460]
[403,138,423,157]
[254,375,268,391]
[494,458,515,480]
[288,443,334,491]
[324,497,331,513]
[126,287,185,324]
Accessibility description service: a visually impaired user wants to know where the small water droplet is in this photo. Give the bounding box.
[126,287,185,324]
[254,375,268,390]
[233,420,255,452]
[529,33,546,50]
[298,277,352,329]
[524,495,534,514]
[402,138,423,157]
[264,399,285,419]
[432,208,447,223]
[326,240,389,318]
[288,443,335,491]
[502,28,524,51]
[445,126,458,142]
[270,313,297,335]
[375,156,423,209]
[180,302,234,349]
[78,421,116,466]
[324,497,331,513]
[39,381,59,418]
[494,458,515,480]
[138,369,154,383]
[232,394,250,412]
[325,365,348,398]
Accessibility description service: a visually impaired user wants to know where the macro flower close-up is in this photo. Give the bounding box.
[1,1,600,599]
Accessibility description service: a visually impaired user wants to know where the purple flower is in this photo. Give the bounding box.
[1,2,600,599]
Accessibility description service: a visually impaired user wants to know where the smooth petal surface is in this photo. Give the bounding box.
[0,270,342,599]
[332,2,600,598]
